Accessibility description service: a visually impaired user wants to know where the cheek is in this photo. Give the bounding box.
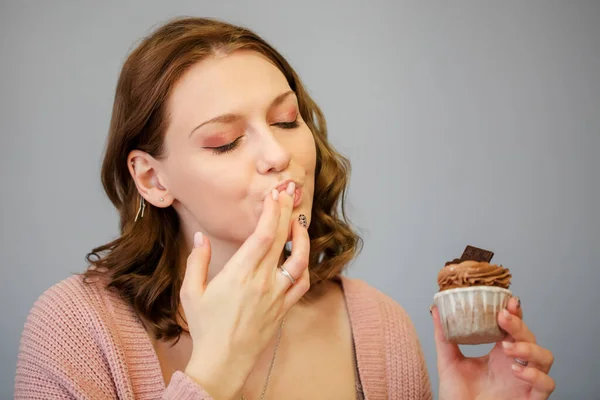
[165,155,259,239]
[166,155,249,211]
[294,127,317,174]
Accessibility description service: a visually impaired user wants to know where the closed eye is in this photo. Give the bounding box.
[206,136,243,154]
[206,118,299,155]
[272,120,299,129]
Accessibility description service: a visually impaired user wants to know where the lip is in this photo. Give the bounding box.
[273,179,303,208]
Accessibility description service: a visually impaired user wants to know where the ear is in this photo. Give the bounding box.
[127,150,173,208]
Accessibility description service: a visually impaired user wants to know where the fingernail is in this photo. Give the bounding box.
[516,297,521,308]
[286,181,296,195]
[511,363,524,372]
[429,304,434,315]
[298,214,307,228]
[502,309,512,320]
[194,232,204,248]
[272,189,279,201]
[502,341,514,349]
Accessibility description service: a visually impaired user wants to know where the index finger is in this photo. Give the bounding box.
[257,182,295,277]
[498,308,536,343]
[275,214,310,293]
[507,296,523,319]
[226,189,281,273]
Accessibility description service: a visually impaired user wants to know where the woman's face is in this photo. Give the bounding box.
[158,50,316,244]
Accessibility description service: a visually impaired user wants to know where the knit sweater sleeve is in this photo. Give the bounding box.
[14,278,214,399]
[379,295,433,400]
[162,372,215,399]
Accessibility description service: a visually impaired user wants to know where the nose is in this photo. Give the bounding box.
[255,128,292,174]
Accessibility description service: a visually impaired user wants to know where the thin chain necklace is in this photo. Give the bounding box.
[241,318,285,400]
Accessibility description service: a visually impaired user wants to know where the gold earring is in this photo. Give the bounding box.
[134,196,146,221]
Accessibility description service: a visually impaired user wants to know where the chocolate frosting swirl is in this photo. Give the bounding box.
[438,260,511,291]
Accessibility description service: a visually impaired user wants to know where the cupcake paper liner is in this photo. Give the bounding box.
[433,286,512,345]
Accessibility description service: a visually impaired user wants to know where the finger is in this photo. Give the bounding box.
[259,182,295,274]
[275,214,310,293]
[431,305,463,369]
[227,189,280,273]
[511,363,556,399]
[498,308,536,343]
[181,232,212,298]
[507,296,523,320]
[283,260,310,311]
[501,341,554,373]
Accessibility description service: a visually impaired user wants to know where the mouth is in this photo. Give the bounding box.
[273,180,303,209]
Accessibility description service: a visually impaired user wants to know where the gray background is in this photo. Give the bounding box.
[1,1,598,398]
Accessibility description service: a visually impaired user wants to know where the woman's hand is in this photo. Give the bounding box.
[433,297,555,400]
[181,183,310,400]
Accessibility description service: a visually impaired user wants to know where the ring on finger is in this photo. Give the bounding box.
[278,266,296,285]
[514,358,529,367]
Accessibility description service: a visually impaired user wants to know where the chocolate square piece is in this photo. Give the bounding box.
[461,245,494,263]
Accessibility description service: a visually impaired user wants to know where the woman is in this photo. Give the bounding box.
[14,17,555,399]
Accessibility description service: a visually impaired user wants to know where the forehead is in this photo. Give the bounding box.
[168,50,292,123]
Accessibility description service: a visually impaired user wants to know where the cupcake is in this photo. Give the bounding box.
[433,246,512,345]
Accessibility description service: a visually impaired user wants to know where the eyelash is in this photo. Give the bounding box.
[209,119,300,154]
[210,137,242,154]
[274,120,300,130]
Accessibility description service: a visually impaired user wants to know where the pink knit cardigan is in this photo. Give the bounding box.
[15,274,432,399]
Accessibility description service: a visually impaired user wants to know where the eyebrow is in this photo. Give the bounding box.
[189,90,296,137]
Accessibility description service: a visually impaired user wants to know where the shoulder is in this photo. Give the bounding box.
[23,274,111,334]
[34,272,107,302]
[17,273,113,357]
[15,274,124,398]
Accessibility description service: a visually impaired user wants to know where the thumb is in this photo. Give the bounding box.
[182,232,212,296]
[431,305,463,368]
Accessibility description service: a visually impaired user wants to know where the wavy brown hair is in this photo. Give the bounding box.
[83,16,363,342]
